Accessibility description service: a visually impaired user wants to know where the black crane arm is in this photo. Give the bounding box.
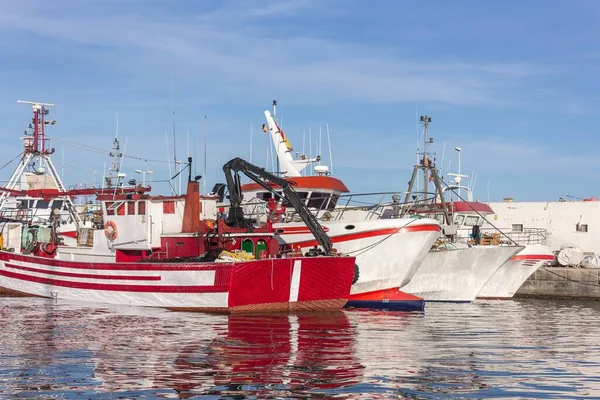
[222,157,333,254]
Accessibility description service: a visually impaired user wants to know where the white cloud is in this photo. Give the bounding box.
[0,0,552,108]
[1,0,597,199]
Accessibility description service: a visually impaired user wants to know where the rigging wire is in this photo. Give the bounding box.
[53,138,178,164]
[0,152,24,173]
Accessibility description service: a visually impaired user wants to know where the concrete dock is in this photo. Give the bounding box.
[516,267,600,300]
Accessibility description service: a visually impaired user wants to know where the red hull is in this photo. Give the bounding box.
[0,251,355,314]
[345,287,425,311]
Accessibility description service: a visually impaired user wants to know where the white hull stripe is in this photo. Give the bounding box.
[289,260,301,302]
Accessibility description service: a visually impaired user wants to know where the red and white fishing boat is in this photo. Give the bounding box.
[229,104,442,310]
[0,102,355,313]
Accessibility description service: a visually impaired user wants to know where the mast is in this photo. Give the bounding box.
[1,101,83,229]
[421,115,432,200]
[106,112,123,188]
[402,115,451,226]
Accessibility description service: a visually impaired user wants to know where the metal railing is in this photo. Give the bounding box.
[477,227,548,245]
[233,191,438,224]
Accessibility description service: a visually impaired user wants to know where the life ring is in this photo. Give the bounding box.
[104,221,118,241]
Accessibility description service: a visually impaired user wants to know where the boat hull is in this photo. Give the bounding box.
[0,251,354,313]
[275,218,441,295]
[345,288,425,311]
[477,244,555,300]
[400,245,524,302]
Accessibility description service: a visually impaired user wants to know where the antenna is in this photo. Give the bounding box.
[471,172,478,195]
[172,69,177,193]
[203,115,207,194]
[309,127,312,174]
[249,123,253,164]
[187,129,190,158]
[193,124,197,178]
[469,169,475,189]
[326,124,334,175]
[302,129,306,176]
[61,146,64,183]
[439,142,446,175]
[318,127,322,166]
[165,130,173,194]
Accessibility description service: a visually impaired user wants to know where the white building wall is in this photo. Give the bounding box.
[487,201,600,253]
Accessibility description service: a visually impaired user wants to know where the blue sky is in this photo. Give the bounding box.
[0,0,598,201]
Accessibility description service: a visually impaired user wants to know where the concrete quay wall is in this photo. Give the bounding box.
[515,267,600,300]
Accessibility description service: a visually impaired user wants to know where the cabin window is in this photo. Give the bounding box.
[105,202,114,216]
[295,192,309,205]
[52,200,64,210]
[257,191,284,201]
[464,216,479,226]
[163,201,175,214]
[435,213,445,224]
[127,201,136,215]
[36,200,50,209]
[307,192,329,209]
[20,199,34,209]
[512,224,523,233]
[107,201,125,216]
[256,192,269,201]
[138,201,146,215]
[327,194,340,211]
[454,214,465,226]
[576,224,588,233]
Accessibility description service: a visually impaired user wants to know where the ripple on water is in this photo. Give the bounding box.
[0,298,599,398]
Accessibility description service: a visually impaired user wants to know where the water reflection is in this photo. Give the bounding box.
[0,300,364,398]
[0,298,599,398]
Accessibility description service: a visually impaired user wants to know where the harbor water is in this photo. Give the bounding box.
[0,298,599,399]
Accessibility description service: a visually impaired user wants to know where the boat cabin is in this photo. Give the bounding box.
[62,181,280,262]
[241,175,349,213]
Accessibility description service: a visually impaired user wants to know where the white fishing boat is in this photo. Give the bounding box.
[228,102,442,310]
[420,147,554,300]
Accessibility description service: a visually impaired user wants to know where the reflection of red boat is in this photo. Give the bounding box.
[0,102,355,313]
[52,307,361,398]
[205,312,362,397]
